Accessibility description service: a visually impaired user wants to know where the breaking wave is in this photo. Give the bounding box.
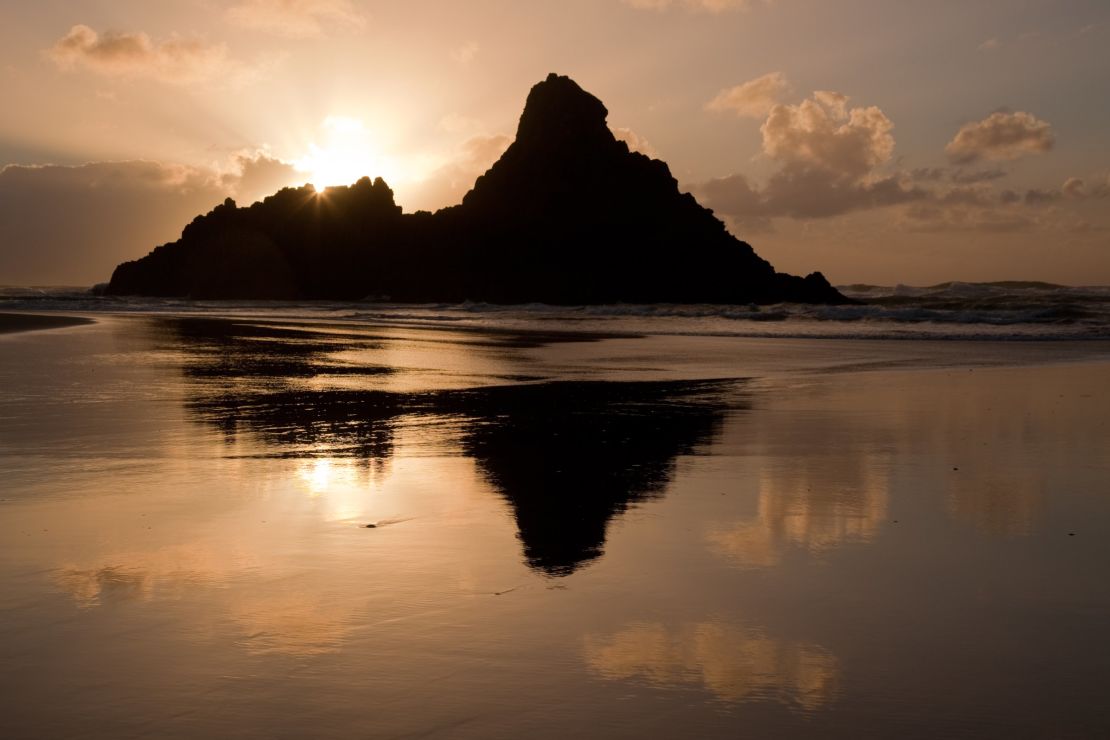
[4,282,1110,341]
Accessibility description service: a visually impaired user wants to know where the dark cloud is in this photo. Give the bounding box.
[901,203,1035,233]
[950,168,1007,184]
[0,155,299,285]
[1023,188,1062,207]
[223,152,302,204]
[910,167,1008,185]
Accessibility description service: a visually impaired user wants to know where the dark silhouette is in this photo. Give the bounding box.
[454,379,733,575]
[108,74,847,305]
[153,317,741,575]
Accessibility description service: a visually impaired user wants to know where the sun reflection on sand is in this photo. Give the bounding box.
[293,455,389,522]
[583,621,838,710]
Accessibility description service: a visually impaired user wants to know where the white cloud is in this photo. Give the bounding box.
[227,0,366,37]
[611,126,659,158]
[706,72,789,119]
[48,25,240,84]
[945,111,1054,164]
[761,90,894,177]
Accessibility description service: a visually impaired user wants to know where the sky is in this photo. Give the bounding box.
[1,0,1108,287]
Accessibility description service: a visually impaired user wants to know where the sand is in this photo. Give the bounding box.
[0,312,94,335]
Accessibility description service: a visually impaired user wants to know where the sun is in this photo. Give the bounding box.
[295,116,400,189]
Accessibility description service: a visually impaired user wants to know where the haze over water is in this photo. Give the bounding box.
[2,309,1109,738]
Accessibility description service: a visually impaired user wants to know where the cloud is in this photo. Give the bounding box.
[945,111,1055,164]
[611,127,659,158]
[403,134,512,212]
[695,89,922,222]
[621,0,768,12]
[1023,188,1061,207]
[1061,176,1110,200]
[694,88,1090,237]
[227,0,366,37]
[978,38,1001,51]
[0,155,300,285]
[1063,177,1087,198]
[950,168,1007,184]
[910,167,1008,185]
[452,42,479,64]
[222,151,303,204]
[47,25,239,84]
[706,72,789,119]
[761,91,894,177]
[900,203,1036,233]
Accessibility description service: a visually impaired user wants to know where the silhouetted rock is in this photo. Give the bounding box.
[107,74,848,305]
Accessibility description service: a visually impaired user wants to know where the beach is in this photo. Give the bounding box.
[1,312,1109,739]
[0,312,94,335]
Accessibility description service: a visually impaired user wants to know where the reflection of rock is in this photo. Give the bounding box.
[584,621,838,710]
[155,317,400,462]
[158,317,738,576]
[708,461,888,568]
[160,316,740,575]
[456,380,733,576]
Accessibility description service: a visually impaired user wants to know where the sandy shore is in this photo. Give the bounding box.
[1,315,1108,738]
[0,313,94,335]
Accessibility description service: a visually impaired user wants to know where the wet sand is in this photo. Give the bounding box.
[1,314,1108,739]
[0,312,94,334]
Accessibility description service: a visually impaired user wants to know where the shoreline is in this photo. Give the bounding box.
[0,313,95,335]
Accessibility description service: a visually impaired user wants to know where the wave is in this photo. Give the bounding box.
[3,283,1110,341]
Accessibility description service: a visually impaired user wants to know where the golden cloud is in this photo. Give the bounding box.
[706,72,790,119]
[945,111,1054,164]
[48,25,241,84]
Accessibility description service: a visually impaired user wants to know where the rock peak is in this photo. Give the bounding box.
[515,73,610,144]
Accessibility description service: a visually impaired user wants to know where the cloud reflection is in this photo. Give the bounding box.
[584,621,838,709]
[708,461,889,568]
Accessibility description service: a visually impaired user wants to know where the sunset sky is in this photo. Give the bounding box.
[1,0,1108,286]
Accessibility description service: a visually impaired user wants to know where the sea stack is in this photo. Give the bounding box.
[107,73,847,304]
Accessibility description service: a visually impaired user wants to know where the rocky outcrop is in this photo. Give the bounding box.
[107,73,847,304]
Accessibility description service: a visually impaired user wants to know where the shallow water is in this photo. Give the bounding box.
[1,314,1109,739]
